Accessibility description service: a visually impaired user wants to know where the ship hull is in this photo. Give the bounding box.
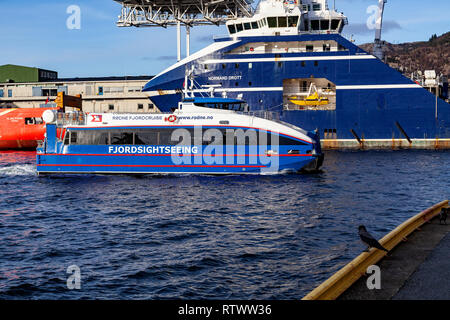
[143,34,450,149]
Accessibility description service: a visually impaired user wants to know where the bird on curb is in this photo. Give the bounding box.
[439,208,448,225]
[358,225,389,253]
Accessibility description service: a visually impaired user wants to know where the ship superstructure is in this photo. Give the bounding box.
[141,0,450,149]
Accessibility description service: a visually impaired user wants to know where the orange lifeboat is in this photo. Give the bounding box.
[0,107,60,150]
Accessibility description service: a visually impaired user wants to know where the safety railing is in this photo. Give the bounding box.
[302,200,449,300]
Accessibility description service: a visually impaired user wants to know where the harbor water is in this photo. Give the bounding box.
[0,150,449,299]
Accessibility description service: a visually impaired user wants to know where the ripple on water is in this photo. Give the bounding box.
[0,150,449,299]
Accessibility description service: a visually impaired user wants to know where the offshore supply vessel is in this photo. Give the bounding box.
[142,0,450,149]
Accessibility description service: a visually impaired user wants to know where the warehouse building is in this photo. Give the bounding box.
[0,64,157,113]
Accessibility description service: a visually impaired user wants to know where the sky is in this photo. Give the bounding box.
[0,0,448,78]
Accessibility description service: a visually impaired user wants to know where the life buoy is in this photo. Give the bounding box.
[167,115,177,123]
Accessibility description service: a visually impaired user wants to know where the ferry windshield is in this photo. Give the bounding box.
[194,102,245,111]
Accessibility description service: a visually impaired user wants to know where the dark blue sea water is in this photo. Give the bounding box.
[0,150,449,299]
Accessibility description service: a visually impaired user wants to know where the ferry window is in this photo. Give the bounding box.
[301,61,306,67]
[267,17,277,28]
[288,16,299,27]
[244,22,251,30]
[278,17,287,28]
[251,21,258,29]
[0,89,3,97]
[313,4,321,11]
[159,129,186,146]
[320,20,330,30]
[8,89,12,97]
[138,104,144,110]
[108,104,114,111]
[70,131,77,144]
[236,23,243,32]
[323,43,331,51]
[249,82,252,86]
[306,45,314,52]
[302,5,308,11]
[331,19,340,30]
[72,131,109,145]
[148,103,154,110]
[222,64,226,69]
[111,131,133,145]
[235,63,240,69]
[304,19,309,31]
[204,64,208,70]
[134,130,159,145]
[228,24,236,34]
[64,132,70,145]
[275,134,307,146]
[314,61,319,67]
[311,20,320,31]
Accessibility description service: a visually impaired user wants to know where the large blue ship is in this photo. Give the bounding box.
[142,0,450,149]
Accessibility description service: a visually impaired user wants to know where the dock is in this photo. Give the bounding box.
[302,200,450,300]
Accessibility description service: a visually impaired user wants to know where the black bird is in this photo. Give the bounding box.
[439,208,448,225]
[358,225,389,252]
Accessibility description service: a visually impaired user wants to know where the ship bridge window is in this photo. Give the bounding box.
[288,16,299,27]
[313,4,321,11]
[267,17,277,28]
[311,20,320,31]
[331,19,341,30]
[320,20,330,30]
[251,21,258,29]
[228,24,236,34]
[236,23,244,32]
[244,22,251,30]
[278,17,287,28]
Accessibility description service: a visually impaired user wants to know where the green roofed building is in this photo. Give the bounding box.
[0,64,58,83]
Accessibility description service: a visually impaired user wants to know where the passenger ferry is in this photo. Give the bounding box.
[142,0,450,149]
[36,93,323,175]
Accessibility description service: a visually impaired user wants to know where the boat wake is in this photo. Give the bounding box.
[0,164,36,176]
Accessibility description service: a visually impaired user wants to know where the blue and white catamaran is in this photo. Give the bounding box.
[36,77,323,175]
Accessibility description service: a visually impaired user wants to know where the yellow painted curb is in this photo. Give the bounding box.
[302,200,449,300]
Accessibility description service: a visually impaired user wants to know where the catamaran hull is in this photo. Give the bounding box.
[36,154,320,175]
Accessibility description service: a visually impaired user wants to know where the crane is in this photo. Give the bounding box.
[373,0,387,60]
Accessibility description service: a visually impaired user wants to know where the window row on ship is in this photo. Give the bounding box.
[63,128,307,146]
